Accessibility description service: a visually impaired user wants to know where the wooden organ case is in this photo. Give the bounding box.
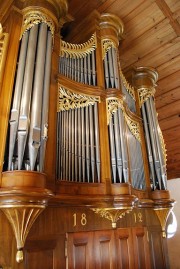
[0,1,174,268]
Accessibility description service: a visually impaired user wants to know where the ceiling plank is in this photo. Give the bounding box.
[155,0,180,36]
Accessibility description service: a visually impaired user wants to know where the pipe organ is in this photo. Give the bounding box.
[0,1,175,268]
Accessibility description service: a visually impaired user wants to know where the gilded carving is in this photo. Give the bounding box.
[138,87,156,107]
[60,33,97,58]
[106,97,123,124]
[124,113,141,142]
[158,125,167,166]
[58,86,100,111]
[119,68,135,100]
[21,11,55,39]
[91,207,132,228]
[1,205,45,262]
[154,208,172,238]
[106,97,141,142]
[101,39,116,59]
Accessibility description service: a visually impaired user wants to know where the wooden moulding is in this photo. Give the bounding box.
[1,170,46,188]
[0,171,54,263]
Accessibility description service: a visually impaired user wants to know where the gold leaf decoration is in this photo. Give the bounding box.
[58,86,100,111]
[21,11,55,39]
[60,33,97,58]
[119,69,135,100]
[138,87,156,107]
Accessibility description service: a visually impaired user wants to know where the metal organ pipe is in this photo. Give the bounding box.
[18,24,39,170]
[28,23,48,170]
[5,23,53,173]
[39,30,52,172]
[8,31,29,170]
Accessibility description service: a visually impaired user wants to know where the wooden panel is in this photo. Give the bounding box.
[157,99,180,120]
[116,228,135,269]
[155,87,180,108]
[67,232,94,269]
[132,227,151,269]
[148,229,168,269]
[25,250,54,269]
[94,230,116,269]
[159,114,180,131]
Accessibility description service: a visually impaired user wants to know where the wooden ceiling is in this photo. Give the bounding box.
[62,0,180,180]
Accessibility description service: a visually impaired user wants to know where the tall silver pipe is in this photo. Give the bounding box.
[108,49,115,88]
[87,54,91,85]
[149,97,167,189]
[118,108,129,182]
[89,105,95,182]
[81,107,86,182]
[114,111,123,182]
[39,30,52,172]
[8,31,29,170]
[85,106,90,182]
[92,50,96,86]
[28,23,48,170]
[71,109,75,181]
[18,24,38,170]
[104,52,109,88]
[74,108,78,181]
[78,108,82,181]
[68,109,72,180]
[94,103,100,182]
[141,103,156,188]
[109,117,117,183]
[84,56,87,84]
[112,48,119,89]
[65,111,69,179]
[145,100,162,189]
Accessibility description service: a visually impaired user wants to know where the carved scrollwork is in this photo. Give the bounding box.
[91,207,132,228]
[138,87,156,107]
[101,39,116,59]
[58,86,100,111]
[106,97,141,142]
[60,33,97,58]
[124,113,141,142]
[158,125,167,166]
[21,11,55,39]
[106,97,123,124]
[119,68,135,100]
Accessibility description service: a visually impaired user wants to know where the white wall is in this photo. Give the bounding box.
[167,178,180,269]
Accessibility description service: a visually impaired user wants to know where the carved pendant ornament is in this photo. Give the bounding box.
[91,207,132,228]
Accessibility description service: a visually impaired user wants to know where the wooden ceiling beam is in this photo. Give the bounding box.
[155,0,180,36]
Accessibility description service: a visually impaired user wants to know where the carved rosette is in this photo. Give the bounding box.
[91,207,132,228]
[58,86,100,111]
[154,208,172,238]
[60,33,97,58]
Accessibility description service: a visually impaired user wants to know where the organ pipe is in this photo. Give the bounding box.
[18,24,39,170]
